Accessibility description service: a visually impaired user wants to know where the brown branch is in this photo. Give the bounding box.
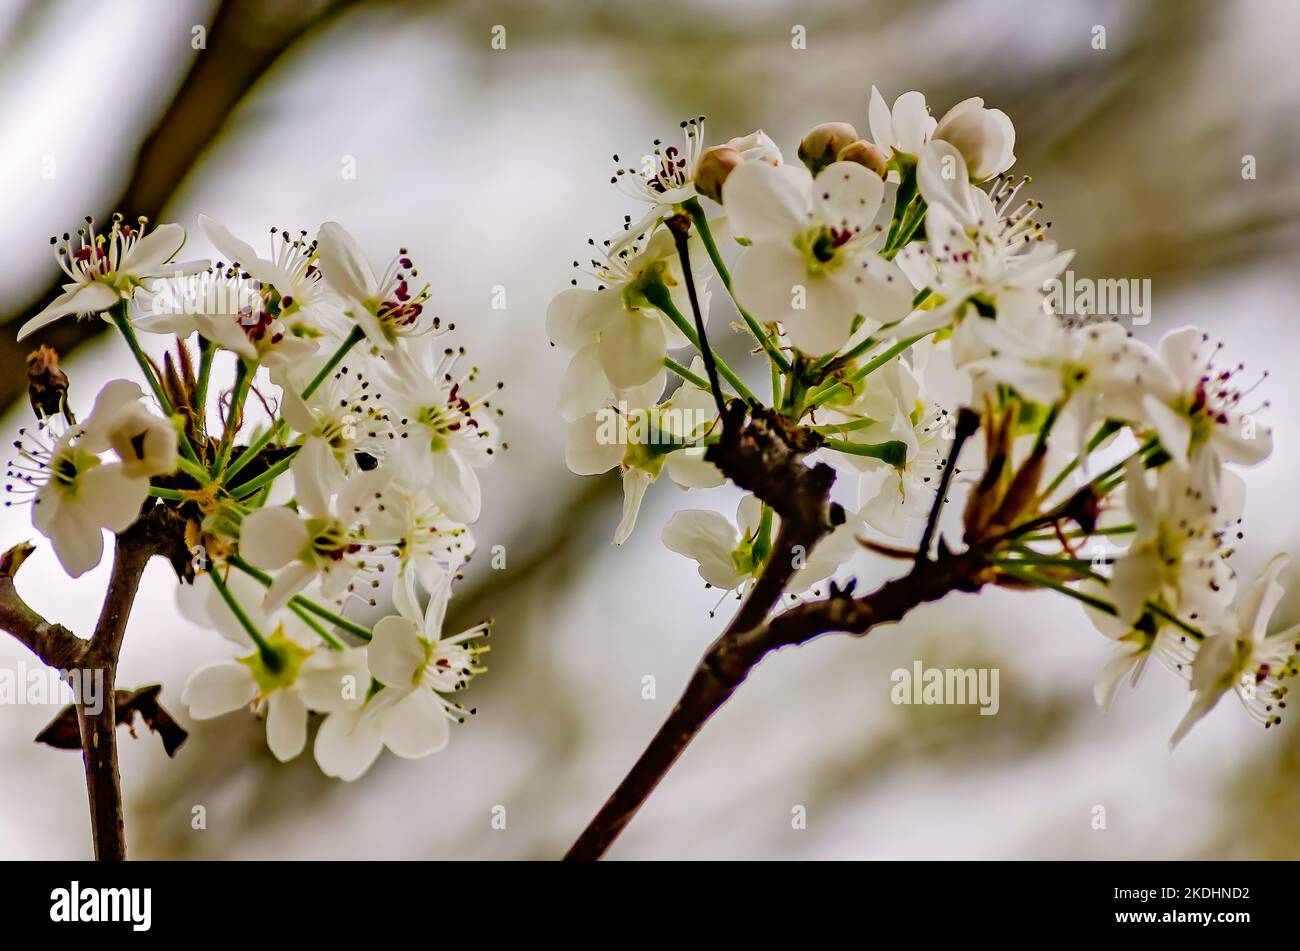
[566,402,849,859]
[74,525,158,861]
[0,503,186,860]
[0,543,84,672]
[564,398,996,859]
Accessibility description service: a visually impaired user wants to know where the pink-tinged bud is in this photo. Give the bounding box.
[797,122,859,174]
[694,144,743,202]
[836,139,890,178]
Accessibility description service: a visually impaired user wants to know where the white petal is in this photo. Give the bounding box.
[814,162,884,237]
[599,308,667,389]
[265,690,308,762]
[546,287,605,349]
[379,687,450,758]
[317,222,377,301]
[18,283,119,340]
[182,660,257,718]
[263,562,318,613]
[722,160,810,242]
[39,505,106,579]
[239,507,309,570]
[291,438,341,517]
[122,223,186,274]
[298,649,370,711]
[613,469,652,545]
[891,90,935,154]
[565,413,624,475]
[78,465,149,533]
[428,448,481,523]
[918,141,978,224]
[368,615,424,687]
[558,343,613,422]
[732,239,810,326]
[314,708,384,780]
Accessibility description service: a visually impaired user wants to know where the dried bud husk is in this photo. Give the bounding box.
[694,144,743,202]
[26,346,72,423]
[963,400,1018,543]
[836,139,890,178]
[797,122,859,174]
[991,441,1047,530]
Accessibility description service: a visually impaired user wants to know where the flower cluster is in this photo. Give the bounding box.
[549,89,1291,747]
[9,215,502,779]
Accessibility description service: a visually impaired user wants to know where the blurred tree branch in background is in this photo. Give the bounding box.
[0,0,360,410]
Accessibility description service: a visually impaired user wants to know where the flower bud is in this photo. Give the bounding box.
[693,144,743,203]
[933,97,1015,181]
[835,139,890,178]
[797,122,859,174]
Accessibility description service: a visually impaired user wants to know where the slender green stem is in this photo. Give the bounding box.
[223,327,365,483]
[996,561,1118,615]
[287,603,345,650]
[663,357,713,392]
[212,358,251,478]
[148,486,185,501]
[227,555,373,642]
[1146,601,1206,640]
[810,417,878,435]
[194,336,214,422]
[111,303,172,414]
[228,449,298,499]
[683,198,789,374]
[824,437,907,466]
[177,455,212,484]
[110,303,203,467]
[1041,420,1124,501]
[998,551,1108,581]
[208,568,275,659]
[1023,523,1136,542]
[882,198,928,259]
[808,333,929,408]
[649,293,758,404]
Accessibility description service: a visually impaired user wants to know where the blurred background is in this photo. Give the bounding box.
[1,0,1298,859]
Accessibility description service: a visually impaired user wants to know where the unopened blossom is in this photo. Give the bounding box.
[1170,554,1300,747]
[694,129,784,202]
[316,221,434,349]
[867,87,935,158]
[315,572,487,780]
[932,97,1016,182]
[238,437,391,611]
[1142,327,1272,492]
[726,159,913,354]
[19,215,207,340]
